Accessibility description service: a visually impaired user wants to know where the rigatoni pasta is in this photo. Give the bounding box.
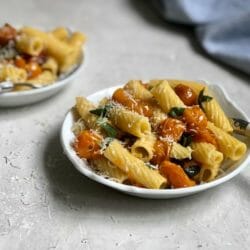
[72,79,247,190]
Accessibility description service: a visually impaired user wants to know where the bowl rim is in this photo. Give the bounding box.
[60,81,250,196]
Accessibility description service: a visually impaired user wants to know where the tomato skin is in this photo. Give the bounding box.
[74,130,102,160]
[0,24,17,46]
[151,140,171,166]
[174,84,197,106]
[112,88,152,117]
[183,106,207,133]
[159,160,196,188]
[158,118,185,141]
[15,57,26,69]
[26,62,42,79]
[193,129,218,148]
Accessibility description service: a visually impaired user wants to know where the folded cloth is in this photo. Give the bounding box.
[153,0,250,74]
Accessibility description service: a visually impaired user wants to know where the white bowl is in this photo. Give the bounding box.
[60,83,250,199]
[0,53,84,107]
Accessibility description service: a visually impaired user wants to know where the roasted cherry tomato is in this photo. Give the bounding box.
[112,88,153,117]
[174,84,197,106]
[0,24,17,46]
[74,130,102,160]
[15,57,26,69]
[160,160,196,188]
[26,62,42,79]
[151,140,171,166]
[158,118,185,141]
[193,129,218,148]
[183,106,207,133]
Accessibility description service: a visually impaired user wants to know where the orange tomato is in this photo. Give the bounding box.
[0,24,17,46]
[15,57,26,69]
[74,130,102,160]
[193,129,218,148]
[174,84,197,106]
[158,118,185,141]
[112,88,152,117]
[159,160,196,188]
[183,106,207,132]
[151,140,171,166]
[26,62,42,79]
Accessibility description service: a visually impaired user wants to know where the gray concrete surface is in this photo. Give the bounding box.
[0,0,250,249]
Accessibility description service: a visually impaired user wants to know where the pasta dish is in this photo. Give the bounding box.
[72,80,247,189]
[0,23,86,91]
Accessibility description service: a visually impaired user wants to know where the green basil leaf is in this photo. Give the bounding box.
[168,107,185,118]
[90,108,106,117]
[180,133,192,147]
[183,165,200,178]
[100,123,117,138]
[198,88,213,109]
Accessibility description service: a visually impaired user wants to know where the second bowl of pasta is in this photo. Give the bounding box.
[0,24,86,106]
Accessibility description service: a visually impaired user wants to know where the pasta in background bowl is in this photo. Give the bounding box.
[0,24,85,106]
[61,80,250,199]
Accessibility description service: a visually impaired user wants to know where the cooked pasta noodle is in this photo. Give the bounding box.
[207,122,247,160]
[92,158,128,183]
[191,142,224,167]
[150,80,185,112]
[108,104,151,138]
[131,133,156,162]
[104,140,167,189]
[170,142,192,160]
[0,65,27,83]
[75,97,99,130]
[16,34,44,56]
[202,87,233,132]
[124,80,153,101]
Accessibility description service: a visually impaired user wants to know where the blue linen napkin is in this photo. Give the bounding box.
[153,0,250,74]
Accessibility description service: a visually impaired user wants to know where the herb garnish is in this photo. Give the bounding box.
[198,88,213,110]
[91,104,117,138]
[180,133,192,147]
[168,107,185,118]
[89,103,113,118]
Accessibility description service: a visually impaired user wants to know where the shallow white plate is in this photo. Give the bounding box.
[0,52,84,107]
[60,83,250,199]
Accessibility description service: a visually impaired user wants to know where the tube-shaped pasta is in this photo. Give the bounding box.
[108,105,151,138]
[131,133,156,162]
[75,97,98,130]
[170,142,192,160]
[124,80,153,101]
[51,27,69,41]
[68,32,86,48]
[202,87,233,132]
[104,140,167,189]
[16,34,44,56]
[191,142,224,167]
[92,158,128,183]
[167,79,205,95]
[150,80,185,113]
[0,65,27,83]
[21,27,78,72]
[207,122,247,160]
[198,164,221,182]
[27,70,55,84]
[149,79,205,95]
[42,57,58,75]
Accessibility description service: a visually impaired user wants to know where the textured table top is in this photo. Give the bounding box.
[0,1,250,249]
